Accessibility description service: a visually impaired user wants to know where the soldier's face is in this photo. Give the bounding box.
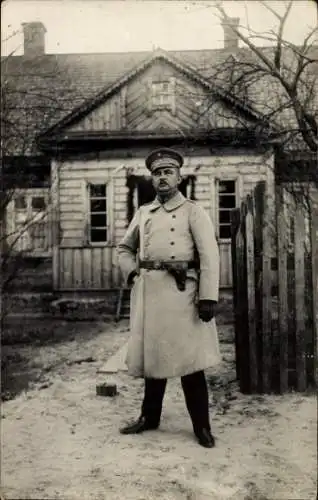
[152,167,181,195]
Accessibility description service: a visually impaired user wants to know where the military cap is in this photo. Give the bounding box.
[145,147,184,173]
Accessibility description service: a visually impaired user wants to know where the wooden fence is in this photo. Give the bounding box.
[231,181,317,394]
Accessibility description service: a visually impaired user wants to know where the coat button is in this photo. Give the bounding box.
[171,256,175,259]
[170,242,175,245]
[172,215,176,219]
[170,228,175,232]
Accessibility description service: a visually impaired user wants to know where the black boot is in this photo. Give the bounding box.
[120,377,167,435]
[181,371,216,448]
[119,415,159,435]
[194,428,215,448]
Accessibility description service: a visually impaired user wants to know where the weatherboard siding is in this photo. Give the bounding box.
[64,59,248,135]
[54,152,273,290]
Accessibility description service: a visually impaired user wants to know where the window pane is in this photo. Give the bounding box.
[91,229,107,243]
[31,196,46,211]
[219,195,236,209]
[219,210,232,223]
[219,181,236,194]
[15,196,27,210]
[219,225,232,239]
[90,184,106,198]
[90,199,107,212]
[91,213,107,228]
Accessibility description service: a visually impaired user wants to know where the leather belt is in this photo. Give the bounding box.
[139,260,197,270]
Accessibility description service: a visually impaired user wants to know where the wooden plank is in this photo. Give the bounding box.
[92,247,102,289]
[101,247,107,289]
[101,247,112,289]
[311,202,318,387]
[51,160,60,290]
[120,86,127,128]
[59,201,83,212]
[73,248,83,288]
[62,248,74,289]
[219,242,232,288]
[245,195,258,392]
[60,220,85,231]
[294,205,307,391]
[112,246,120,288]
[231,208,241,381]
[261,186,274,393]
[59,211,84,221]
[233,202,249,392]
[276,186,289,393]
[82,248,92,288]
[237,207,249,392]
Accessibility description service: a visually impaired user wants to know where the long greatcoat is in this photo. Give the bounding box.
[117,191,221,378]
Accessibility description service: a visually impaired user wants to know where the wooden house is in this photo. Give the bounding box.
[2,21,316,292]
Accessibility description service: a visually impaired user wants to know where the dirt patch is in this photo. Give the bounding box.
[1,319,129,401]
[1,318,316,500]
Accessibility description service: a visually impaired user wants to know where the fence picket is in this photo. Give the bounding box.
[311,203,318,387]
[231,182,316,394]
[236,211,249,392]
[261,188,274,393]
[245,195,258,392]
[276,186,289,393]
[231,208,241,381]
[294,206,307,391]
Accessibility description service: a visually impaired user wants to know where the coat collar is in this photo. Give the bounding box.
[149,191,187,212]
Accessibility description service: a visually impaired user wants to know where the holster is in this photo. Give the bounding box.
[164,263,188,292]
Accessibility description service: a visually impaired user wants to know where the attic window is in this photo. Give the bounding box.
[151,80,175,110]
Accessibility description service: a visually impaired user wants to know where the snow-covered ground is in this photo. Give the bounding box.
[1,319,317,500]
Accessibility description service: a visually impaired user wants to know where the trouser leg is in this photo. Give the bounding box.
[181,370,211,432]
[141,377,167,426]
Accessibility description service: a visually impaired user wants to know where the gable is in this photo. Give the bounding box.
[43,52,262,140]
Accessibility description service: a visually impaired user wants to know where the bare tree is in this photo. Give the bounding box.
[208,1,317,298]
[1,31,82,324]
[187,1,317,210]
[212,1,317,149]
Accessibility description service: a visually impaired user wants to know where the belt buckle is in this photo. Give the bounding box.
[153,260,161,270]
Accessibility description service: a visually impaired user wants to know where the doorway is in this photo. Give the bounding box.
[126,174,196,222]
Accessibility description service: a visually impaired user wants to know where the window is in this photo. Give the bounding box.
[31,196,46,211]
[11,189,49,253]
[217,180,237,239]
[151,81,172,108]
[88,183,108,244]
[15,195,27,210]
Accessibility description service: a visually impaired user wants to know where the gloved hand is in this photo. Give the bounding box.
[198,300,217,322]
[127,271,138,286]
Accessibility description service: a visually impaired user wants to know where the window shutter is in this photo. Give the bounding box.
[169,77,176,115]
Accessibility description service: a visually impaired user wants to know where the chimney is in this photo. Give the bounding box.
[221,17,240,50]
[22,22,46,57]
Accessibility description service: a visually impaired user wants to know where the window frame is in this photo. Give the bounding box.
[150,77,176,112]
[215,177,241,242]
[84,178,113,247]
[8,188,50,255]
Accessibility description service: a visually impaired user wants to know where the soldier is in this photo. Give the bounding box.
[117,147,221,448]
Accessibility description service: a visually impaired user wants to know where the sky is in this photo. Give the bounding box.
[1,0,317,56]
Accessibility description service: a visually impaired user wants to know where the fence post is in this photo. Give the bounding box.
[261,184,274,393]
[231,208,241,381]
[245,195,258,392]
[311,202,318,388]
[234,202,250,392]
[276,186,289,393]
[294,205,307,391]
